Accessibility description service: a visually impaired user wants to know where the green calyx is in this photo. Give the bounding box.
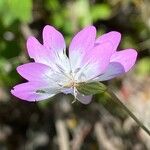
[77,82,107,95]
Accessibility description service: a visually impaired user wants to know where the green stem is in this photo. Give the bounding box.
[107,88,150,136]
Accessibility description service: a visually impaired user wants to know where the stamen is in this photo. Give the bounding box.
[72,87,77,103]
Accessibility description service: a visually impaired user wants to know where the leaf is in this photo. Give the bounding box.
[77,82,107,95]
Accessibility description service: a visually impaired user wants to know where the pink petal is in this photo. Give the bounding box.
[27,36,52,66]
[11,82,59,101]
[95,31,121,52]
[43,25,66,53]
[17,62,52,82]
[94,62,125,81]
[75,42,114,81]
[69,26,96,71]
[17,62,71,86]
[27,26,69,71]
[110,49,137,72]
[94,49,137,81]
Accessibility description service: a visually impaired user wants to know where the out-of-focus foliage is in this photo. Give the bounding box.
[0,0,150,149]
[136,57,150,75]
[91,4,111,21]
[0,0,32,26]
[7,0,32,23]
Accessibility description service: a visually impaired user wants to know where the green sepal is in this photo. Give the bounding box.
[77,82,107,95]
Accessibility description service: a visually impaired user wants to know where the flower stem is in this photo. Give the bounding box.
[107,88,150,136]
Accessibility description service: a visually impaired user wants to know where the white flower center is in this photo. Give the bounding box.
[63,80,78,88]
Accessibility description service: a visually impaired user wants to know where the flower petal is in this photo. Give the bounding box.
[94,49,137,81]
[95,31,121,52]
[27,27,70,73]
[110,49,137,72]
[94,62,125,81]
[75,42,114,81]
[69,26,96,72]
[17,62,71,87]
[27,36,52,66]
[43,25,66,53]
[11,81,60,101]
[76,92,92,104]
[17,62,52,82]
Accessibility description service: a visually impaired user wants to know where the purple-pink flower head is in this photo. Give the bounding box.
[11,25,137,104]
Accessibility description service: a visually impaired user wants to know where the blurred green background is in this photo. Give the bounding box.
[0,0,150,149]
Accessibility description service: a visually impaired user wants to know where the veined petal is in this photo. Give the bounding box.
[17,62,71,86]
[27,36,52,66]
[110,49,137,72]
[75,42,113,81]
[94,62,125,81]
[95,31,121,52]
[43,25,71,73]
[43,25,66,53]
[17,62,52,82]
[11,81,60,101]
[94,49,137,81]
[27,27,70,73]
[69,26,96,72]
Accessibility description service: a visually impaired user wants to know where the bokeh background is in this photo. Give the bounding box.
[0,0,150,149]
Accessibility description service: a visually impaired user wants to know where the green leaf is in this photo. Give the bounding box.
[77,82,107,95]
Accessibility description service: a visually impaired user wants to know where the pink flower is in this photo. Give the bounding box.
[11,25,137,104]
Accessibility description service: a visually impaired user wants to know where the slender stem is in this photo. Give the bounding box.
[107,88,150,136]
